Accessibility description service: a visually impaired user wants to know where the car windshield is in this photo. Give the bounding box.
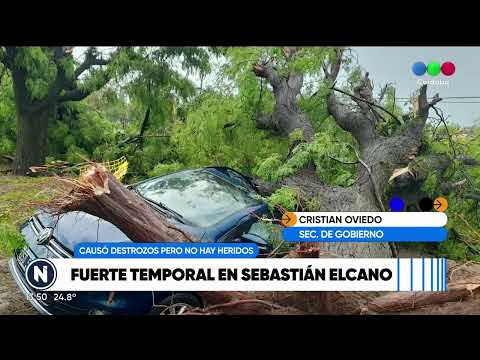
[134,170,262,227]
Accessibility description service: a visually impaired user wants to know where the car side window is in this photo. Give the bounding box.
[218,218,257,243]
[219,217,283,244]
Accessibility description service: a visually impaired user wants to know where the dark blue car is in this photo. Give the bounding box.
[9,167,281,315]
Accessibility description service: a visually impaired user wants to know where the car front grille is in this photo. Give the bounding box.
[29,215,72,259]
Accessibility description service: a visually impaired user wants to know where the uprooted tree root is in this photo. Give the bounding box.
[44,164,480,315]
[46,163,197,244]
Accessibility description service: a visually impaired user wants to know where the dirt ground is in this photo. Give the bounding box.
[0,171,479,315]
[1,254,479,315]
[0,258,36,315]
[401,260,480,315]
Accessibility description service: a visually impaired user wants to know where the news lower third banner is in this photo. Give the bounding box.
[33,258,448,292]
[287,212,448,227]
[74,243,259,258]
[281,212,448,242]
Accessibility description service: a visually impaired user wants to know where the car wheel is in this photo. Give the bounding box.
[151,293,201,315]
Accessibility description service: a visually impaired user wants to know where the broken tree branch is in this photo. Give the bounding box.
[440,179,467,194]
[323,47,344,83]
[377,83,390,104]
[368,280,480,313]
[431,105,456,159]
[346,143,398,258]
[465,193,480,201]
[46,163,197,243]
[74,46,111,79]
[328,155,359,165]
[252,64,281,89]
[457,155,480,166]
[406,86,442,139]
[332,86,403,126]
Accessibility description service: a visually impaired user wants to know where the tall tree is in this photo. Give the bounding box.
[251,47,453,258]
[0,46,212,175]
[0,47,122,174]
[252,47,314,142]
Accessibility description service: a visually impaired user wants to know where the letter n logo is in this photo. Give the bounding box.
[34,265,49,283]
[25,259,57,290]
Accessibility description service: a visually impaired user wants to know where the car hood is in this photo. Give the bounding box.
[35,210,204,252]
[36,211,132,251]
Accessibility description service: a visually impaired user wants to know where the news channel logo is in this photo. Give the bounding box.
[25,258,57,290]
[412,61,455,77]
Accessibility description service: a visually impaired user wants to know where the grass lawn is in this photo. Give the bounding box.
[0,174,54,257]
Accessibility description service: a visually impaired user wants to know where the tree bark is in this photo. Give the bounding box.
[45,165,323,314]
[13,105,53,175]
[252,57,314,142]
[251,49,448,258]
[368,279,480,313]
[2,46,119,175]
[47,164,477,315]
[47,164,197,244]
[10,65,56,175]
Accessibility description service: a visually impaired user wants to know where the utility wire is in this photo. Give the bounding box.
[394,101,480,104]
[395,96,480,100]
[433,102,480,104]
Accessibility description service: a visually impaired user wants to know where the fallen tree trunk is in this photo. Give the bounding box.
[45,165,480,315]
[46,164,305,313]
[368,279,480,313]
[45,165,362,314]
[47,163,196,243]
[250,48,453,259]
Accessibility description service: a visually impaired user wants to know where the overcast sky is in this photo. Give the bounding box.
[74,46,480,127]
[352,47,480,126]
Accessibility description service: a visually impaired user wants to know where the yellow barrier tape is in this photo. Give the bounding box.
[79,156,129,182]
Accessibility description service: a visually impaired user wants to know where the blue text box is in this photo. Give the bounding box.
[282,227,447,242]
[74,242,259,258]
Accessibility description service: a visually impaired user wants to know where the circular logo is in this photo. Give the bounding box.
[427,62,441,76]
[281,211,297,227]
[433,196,448,212]
[412,61,427,76]
[25,258,57,290]
[389,196,405,212]
[441,61,455,76]
[419,197,434,212]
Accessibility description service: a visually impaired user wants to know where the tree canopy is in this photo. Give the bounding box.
[0,46,479,260]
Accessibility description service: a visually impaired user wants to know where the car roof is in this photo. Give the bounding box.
[131,167,267,240]
[132,166,255,191]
